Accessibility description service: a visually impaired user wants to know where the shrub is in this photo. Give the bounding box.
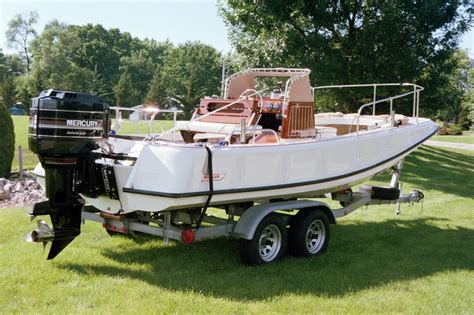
[446,124,463,135]
[0,103,15,178]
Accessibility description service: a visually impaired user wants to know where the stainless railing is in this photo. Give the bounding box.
[110,106,183,139]
[312,83,424,135]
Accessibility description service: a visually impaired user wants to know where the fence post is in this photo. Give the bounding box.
[18,145,24,179]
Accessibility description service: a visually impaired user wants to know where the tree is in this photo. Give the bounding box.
[6,11,39,73]
[89,65,109,99]
[467,67,474,128]
[0,76,17,108]
[0,52,25,109]
[24,21,171,105]
[420,50,472,123]
[70,24,136,94]
[0,103,15,178]
[444,50,471,124]
[113,41,172,106]
[146,42,222,117]
[220,1,474,113]
[113,71,142,106]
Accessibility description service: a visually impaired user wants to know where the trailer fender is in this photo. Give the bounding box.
[233,200,334,240]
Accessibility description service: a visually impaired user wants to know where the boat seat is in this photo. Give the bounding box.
[178,121,237,134]
[193,133,227,141]
[315,126,337,139]
[250,133,279,144]
[178,121,264,143]
[177,121,262,134]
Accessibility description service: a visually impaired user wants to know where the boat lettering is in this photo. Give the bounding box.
[202,173,225,181]
[66,119,100,128]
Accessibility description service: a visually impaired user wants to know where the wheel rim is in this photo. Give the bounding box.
[258,224,282,262]
[306,219,326,254]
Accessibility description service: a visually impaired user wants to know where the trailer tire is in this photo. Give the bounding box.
[289,209,330,257]
[360,184,400,200]
[239,213,287,266]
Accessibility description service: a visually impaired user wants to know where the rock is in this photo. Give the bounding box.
[3,183,12,193]
[0,173,46,207]
[24,180,33,188]
[0,190,10,201]
[14,182,24,193]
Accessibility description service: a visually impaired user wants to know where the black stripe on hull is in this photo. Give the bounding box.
[122,127,438,198]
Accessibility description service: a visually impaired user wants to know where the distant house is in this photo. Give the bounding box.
[9,104,26,115]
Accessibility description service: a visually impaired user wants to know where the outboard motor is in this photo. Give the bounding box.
[28,89,110,259]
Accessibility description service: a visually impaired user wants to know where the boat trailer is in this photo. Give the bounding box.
[40,159,424,265]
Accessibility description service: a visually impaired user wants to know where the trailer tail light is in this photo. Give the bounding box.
[102,223,128,234]
[181,229,195,244]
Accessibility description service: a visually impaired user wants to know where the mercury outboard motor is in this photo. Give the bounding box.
[28,89,110,259]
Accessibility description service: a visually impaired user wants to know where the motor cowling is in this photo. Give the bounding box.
[28,89,110,259]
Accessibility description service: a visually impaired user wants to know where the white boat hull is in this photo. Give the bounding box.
[73,118,436,214]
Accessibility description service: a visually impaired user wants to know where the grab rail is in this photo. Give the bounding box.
[109,106,182,139]
[312,83,424,135]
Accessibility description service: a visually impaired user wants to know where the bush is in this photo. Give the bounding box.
[446,124,463,135]
[0,103,15,178]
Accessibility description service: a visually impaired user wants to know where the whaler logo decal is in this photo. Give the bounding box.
[66,120,100,128]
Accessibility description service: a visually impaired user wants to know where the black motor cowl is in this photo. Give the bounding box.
[28,89,110,260]
[29,89,110,157]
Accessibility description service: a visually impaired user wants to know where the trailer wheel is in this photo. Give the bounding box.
[289,209,330,257]
[239,213,287,266]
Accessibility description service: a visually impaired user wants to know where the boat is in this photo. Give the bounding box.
[28,68,437,262]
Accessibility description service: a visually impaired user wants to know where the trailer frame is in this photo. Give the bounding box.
[80,159,424,265]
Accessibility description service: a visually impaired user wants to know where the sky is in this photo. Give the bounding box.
[0,0,232,53]
[0,0,473,58]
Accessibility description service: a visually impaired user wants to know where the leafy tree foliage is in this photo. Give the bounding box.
[6,11,38,73]
[20,20,183,108]
[421,50,472,123]
[0,52,25,109]
[147,42,222,117]
[220,0,473,116]
[114,41,172,106]
[28,21,93,92]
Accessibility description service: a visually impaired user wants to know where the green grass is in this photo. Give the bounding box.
[1,146,473,313]
[11,116,38,171]
[115,119,174,135]
[431,135,474,144]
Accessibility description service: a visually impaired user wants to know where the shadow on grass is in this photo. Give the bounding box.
[374,146,474,198]
[60,217,473,300]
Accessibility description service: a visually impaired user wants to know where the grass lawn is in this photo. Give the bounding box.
[0,146,473,313]
[11,116,39,171]
[431,135,474,144]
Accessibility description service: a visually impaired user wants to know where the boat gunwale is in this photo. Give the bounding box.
[147,119,434,150]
